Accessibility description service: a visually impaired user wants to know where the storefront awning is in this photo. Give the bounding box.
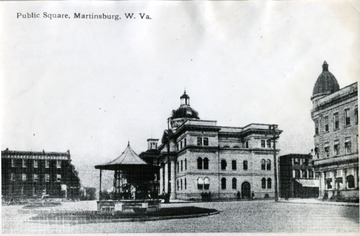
[295,179,320,187]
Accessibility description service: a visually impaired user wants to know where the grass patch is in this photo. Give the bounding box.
[30,206,218,223]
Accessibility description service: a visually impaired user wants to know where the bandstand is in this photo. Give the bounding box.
[94,142,160,213]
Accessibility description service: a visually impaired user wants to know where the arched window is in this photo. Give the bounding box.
[181,160,183,171]
[204,177,210,190]
[232,160,237,170]
[221,160,227,170]
[204,158,209,170]
[176,161,179,173]
[243,160,248,170]
[221,178,226,190]
[185,159,187,170]
[177,180,179,190]
[184,178,187,189]
[261,159,266,170]
[261,178,266,189]
[347,175,355,188]
[267,159,271,170]
[197,157,203,169]
[232,178,237,189]
[180,179,183,190]
[267,178,272,189]
[233,145,240,148]
[197,178,204,190]
[224,145,230,148]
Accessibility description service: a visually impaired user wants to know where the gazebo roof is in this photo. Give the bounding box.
[95,142,150,170]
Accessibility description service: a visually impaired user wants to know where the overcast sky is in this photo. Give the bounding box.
[1,1,359,187]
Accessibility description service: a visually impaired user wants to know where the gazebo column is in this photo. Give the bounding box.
[164,162,169,193]
[159,166,164,194]
[170,159,176,199]
[99,169,102,200]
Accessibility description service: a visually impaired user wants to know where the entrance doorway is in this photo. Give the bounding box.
[241,181,251,199]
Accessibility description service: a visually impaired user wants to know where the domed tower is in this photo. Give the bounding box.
[311,61,340,101]
[170,91,200,129]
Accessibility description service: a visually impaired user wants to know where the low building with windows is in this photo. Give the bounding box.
[279,154,319,199]
[1,149,81,200]
[311,61,358,201]
[157,91,282,200]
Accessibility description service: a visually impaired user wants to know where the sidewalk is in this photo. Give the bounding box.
[278,198,359,207]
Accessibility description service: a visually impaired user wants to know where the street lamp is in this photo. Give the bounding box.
[269,124,279,202]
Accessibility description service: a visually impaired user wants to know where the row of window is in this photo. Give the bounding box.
[10,159,62,168]
[261,178,272,189]
[195,158,269,171]
[10,173,61,182]
[293,169,314,179]
[176,159,188,173]
[315,106,358,135]
[326,175,355,189]
[260,140,273,148]
[176,178,187,191]
[315,137,353,158]
[195,177,272,190]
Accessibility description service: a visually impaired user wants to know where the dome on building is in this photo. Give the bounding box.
[312,61,340,100]
[171,91,200,119]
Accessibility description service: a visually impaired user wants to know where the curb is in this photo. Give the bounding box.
[278,200,359,207]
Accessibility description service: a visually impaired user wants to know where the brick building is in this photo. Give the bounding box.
[279,154,319,199]
[157,92,282,200]
[1,149,81,200]
[311,61,358,201]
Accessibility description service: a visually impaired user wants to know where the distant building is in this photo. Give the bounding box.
[157,91,282,200]
[279,154,319,199]
[311,61,358,201]
[139,139,160,166]
[1,149,81,200]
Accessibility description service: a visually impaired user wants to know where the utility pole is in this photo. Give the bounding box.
[269,124,279,202]
[167,118,171,201]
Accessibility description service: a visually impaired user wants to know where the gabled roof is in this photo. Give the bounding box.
[95,143,149,170]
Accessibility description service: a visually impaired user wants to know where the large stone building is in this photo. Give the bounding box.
[311,61,358,201]
[1,149,81,200]
[157,92,282,200]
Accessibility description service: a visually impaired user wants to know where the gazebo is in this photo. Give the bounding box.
[94,142,160,213]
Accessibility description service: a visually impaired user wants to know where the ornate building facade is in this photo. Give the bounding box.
[1,149,81,200]
[157,92,282,200]
[311,61,358,200]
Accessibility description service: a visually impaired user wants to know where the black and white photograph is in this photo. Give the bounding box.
[1,0,359,234]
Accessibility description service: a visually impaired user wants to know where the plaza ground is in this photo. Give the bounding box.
[2,199,358,233]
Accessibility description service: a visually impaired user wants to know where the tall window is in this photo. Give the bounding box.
[334,141,340,156]
[324,144,330,158]
[267,140,271,148]
[197,137,202,146]
[345,109,350,126]
[22,173,27,181]
[204,177,210,190]
[326,178,332,189]
[11,159,15,167]
[295,170,300,178]
[245,142,249,148]
[346,175,355,188]
[203,138,209,146]
[56,174,61,182]
[309,170,314,178]
[203,158,209,170]
[232,160,237,170]
[232,178,237,189]
[324,116,329,132]
[221,160,227,170]
[266,159,271,170]
[333,113,339,130]
[197,178,204,189]
[180,179,183,190]
[267,178,272,189]
[261,140,266,148]
[261,159,266,170]
[197,158,203,169]
[33,160,38,168]
[22,159,27,168]
[33,174,38,182]
[184,178,187,189]
[185,159,187,170]
[177,180,179,190]
[355,106,358,125]
[45,174,50,183]
[10,173,15,181]
[181,160,183,171]
[177,161,179,173]
[221,178,226,190]
[56,160,61,168]
[243,160,248,170]
[302,170,307,178]
[315,119,319,135]
[45,160,49,168]
[261,178,266,189]
[345,138,351,154]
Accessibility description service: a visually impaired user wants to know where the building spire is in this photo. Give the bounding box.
[322,61,328,72]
